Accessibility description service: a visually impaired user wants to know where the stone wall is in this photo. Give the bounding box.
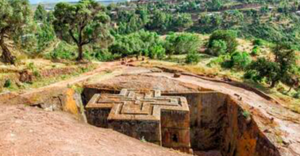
[221,97,280,156]
[85,89,191,153]
[161,110,191,152]
[166,92,227,151]
[109,120,161,145]
[165,92,280,156]
[86,108,111,128]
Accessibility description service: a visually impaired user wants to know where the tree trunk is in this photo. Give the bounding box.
[270,80,277,88]
[76,44,83,61]
[0,36,15,65]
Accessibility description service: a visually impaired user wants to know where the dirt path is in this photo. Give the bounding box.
[22,61,121,95]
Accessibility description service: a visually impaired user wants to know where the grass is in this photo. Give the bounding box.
[0,60,97,93]
[144,54,300,114]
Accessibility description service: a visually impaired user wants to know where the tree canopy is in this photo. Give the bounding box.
[53,0,111,60]
[0,0,31,64]
[207,30,238,56]
[34,4,48,22]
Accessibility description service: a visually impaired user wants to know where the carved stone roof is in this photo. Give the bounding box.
[86,89,189,121]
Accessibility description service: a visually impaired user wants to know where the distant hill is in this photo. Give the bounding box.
[30,0,132,4]
[30,0,76,4]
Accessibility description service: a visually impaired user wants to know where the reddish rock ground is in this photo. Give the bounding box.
[1,61,300,156]
[0,105,189,156]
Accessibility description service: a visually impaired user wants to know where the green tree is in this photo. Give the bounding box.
[172,13,193,31]
[245,57,280,86]
[271,43,296,87]
[34,4,47,21]
[230,51,252,70]
[207,40,227,56]
[0,0,31,64]
[165,33,201,55]
[207,30,238,55]
[53,0,111,61]
[36,22,56,52]
[207,0,223,10]
[109,30,162,57]
[149,45,166,59]
[147,10,171,31]
[245,43,296,88]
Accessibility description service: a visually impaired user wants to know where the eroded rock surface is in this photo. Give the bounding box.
[0,105,190,156]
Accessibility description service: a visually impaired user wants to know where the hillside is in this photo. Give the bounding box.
[1,0,300,156]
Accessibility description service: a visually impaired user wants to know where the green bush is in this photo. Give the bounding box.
[207,30,238,55]
[148,45,166,59]
[4,79,11,88]
[185,51,201,64]
[90,49,121,61]
[218,51,251,70]
[49,42,76,60]
[293,91,300,99]
[109,30,162,57]
[33,70,41,77]
[252,39,264,46]
[231,51,252,70]
[207,54,231,67]
[207,40,227,56]
[244,70,257,80]
[164,33,201,55]
[251,46,261,56]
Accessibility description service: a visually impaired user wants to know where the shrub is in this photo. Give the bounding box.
[109,30,162,57]
[207,30,238,55]
[251,46,260,56]
[49,42,77,60]
[218,51,251,70]
[27,62,36,71]
[293,91,300,99]
[207,40,227,56]
[185,51,201,64]
[252,39,264,46]
[90,49,121,62]
[231,51,252,70]
[4,79,11,88]
[148,45,166,59]
[33,70,41,77]
[207,53,231,67]
[165,33,202,55]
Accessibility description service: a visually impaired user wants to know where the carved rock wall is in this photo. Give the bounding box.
[85,89,191,153]
[166,92,280,156]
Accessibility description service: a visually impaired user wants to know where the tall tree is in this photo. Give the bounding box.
[245,43,297,88]
[34,4,47,21]
[53,0,111,61]
[271,43,296,87]
[0,0,31,64]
